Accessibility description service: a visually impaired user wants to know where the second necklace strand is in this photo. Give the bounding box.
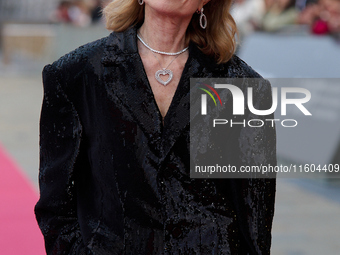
[137,33,188,86]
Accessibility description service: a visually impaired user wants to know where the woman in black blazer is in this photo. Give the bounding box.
[35,0,276,254]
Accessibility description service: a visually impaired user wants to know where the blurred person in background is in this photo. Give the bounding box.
[261,0,299,32]
[91,0,111,24]
[231,0,266,39]
[91,0,104,23]
[52,0,108,25]
[35,0,276,254]
[298,0,340,35]
[68,0,92,26]
[231,0,301,35]
[52,0,73,23]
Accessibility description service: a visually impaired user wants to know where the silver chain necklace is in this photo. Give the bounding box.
[137,34,189,56]
[137,33,188,86]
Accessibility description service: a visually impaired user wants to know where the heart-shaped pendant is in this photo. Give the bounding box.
[155,69,173,86]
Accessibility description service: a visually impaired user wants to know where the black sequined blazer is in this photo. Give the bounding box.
[35,26,276,255]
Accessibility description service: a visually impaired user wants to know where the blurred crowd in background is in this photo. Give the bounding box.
[1,0,339,36]
[51,0,110,26]
[232,0,340,38]
[48,0,340,38]
[0,0,339,67]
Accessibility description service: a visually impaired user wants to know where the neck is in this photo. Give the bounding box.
[139,6,191,54]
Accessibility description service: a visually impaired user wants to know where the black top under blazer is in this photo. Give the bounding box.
[35,26,276,255]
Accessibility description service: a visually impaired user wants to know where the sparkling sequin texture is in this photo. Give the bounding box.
[35,26,276,255]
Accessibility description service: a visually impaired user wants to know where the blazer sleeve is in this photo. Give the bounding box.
[34,64,88,254]
[229,79,277,255]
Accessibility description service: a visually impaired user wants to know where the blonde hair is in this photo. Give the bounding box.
[103,0,237,64]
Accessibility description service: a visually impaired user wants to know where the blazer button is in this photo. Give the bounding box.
[171,226,183,238]
[165,222,184,238]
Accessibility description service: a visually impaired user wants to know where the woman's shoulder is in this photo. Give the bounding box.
[221,54,272,94]
[225,54,264,79]
[44,35,110,77]
[41,34,112,98]
[191,42,263,79]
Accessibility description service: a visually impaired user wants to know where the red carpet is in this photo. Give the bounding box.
[0,144,45,254]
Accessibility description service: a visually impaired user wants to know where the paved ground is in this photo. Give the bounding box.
[272,179,340,255]
[0,74,42,190]
[1,31,340,254]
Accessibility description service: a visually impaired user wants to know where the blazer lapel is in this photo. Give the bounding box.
[161,44,221,159]
[101,27,226,159]
[101,27,163,149]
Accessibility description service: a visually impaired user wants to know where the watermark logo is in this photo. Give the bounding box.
[198,83,222,115]
[199,83,312,128]
[190,78,339,179]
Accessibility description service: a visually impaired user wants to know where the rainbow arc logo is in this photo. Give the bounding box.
[198,83,222,115]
